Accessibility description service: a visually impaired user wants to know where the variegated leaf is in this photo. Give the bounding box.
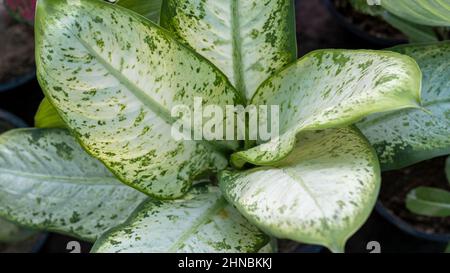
[358,42,450,170]
[91,184,268,253]
[220,127,380,253]
[381,0,450,27]
[36,0,242,199]
[0,129,146,242]
[231,49,422,168]
[161,0,297,100]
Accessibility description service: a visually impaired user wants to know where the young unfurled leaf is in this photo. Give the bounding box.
[36,0,242,199]
[161,0,297,100]
[406,187,450,217]
[231,49,421,168]
[358,42,450,170]
[91,184,268,253]
[34,97,65,128]
[220,127,380,253]
[0,129,146,242]
[0,218,36,243]
[381,0,450,27]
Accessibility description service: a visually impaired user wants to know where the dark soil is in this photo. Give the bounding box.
[380,157,450,235]
[332,0,406,40]
[0,4,34,83]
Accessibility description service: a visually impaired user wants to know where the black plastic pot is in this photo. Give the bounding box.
[376,201,450,243]
[295,244,323,253]
[278,239,323,253]
[30,233,49,253]
[0,108,27,130]
[321,0,407,47]
[0,70,35,93]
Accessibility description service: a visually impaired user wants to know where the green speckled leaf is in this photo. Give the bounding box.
[406,187,450,217]
[91,184,268,253]
[0,129,146,242]
[231,49,422,168]
[116,0,163,23]
[381,0,450,27]
[0,218,36,243]
[221,127,380,253]
[358,42,450,170]
[36,0,242,199]
[161,0,297,100]
[34,98,65,128]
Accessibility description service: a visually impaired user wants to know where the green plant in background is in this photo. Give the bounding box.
[348,0,450,43]
[0,0,447,253]
[406,156,450,252]
[406,156,450,218]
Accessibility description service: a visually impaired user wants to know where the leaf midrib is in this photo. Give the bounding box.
[167,197,227,252]
[73,33,175,124]
[231,0,246,100]
[412,198,450,210]
[64,15,232,154]
[0,167,119,186]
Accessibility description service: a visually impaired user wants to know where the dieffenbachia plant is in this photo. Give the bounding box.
[406,156,450,253]
[348,0,450,43]
[0,0,427,252]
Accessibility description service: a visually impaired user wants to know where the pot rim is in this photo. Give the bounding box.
[376,201,450,243]
[0,70,36,93]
